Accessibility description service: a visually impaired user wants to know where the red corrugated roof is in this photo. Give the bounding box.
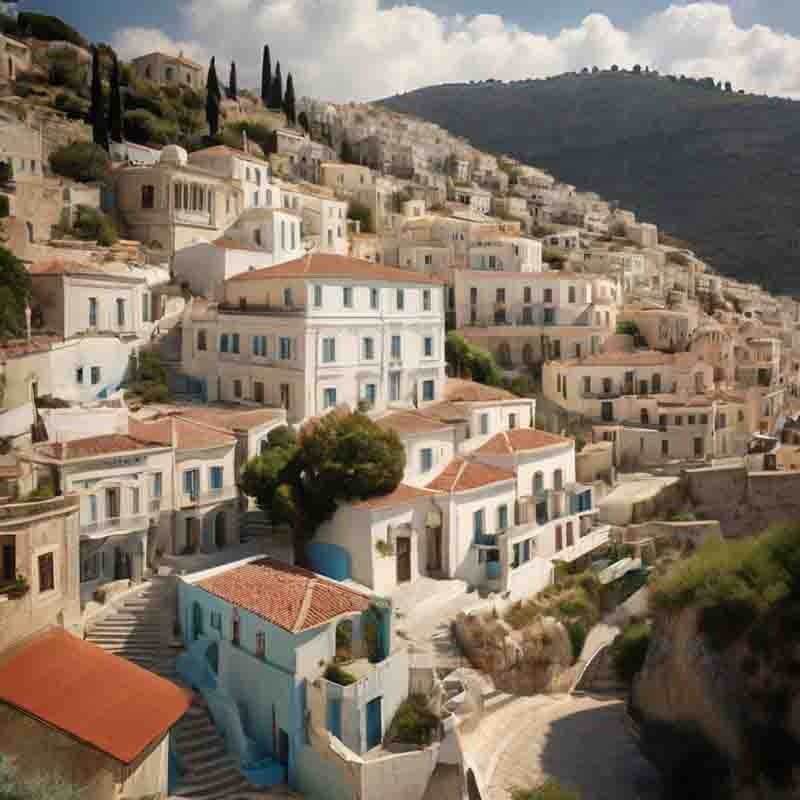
[426,458,515,493]
[477,428,573,456]
[226,253,445,285]
[0,628,191,765]
[196,558,371,633]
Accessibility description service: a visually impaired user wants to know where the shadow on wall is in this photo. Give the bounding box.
[538,702,661,800]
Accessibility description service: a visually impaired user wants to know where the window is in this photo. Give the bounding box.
[423,289,431,311]
[283,287,293,307]
[470,287,478,306]
[198,330,207,351]
[496,288,506,304]
[210,612,222,631]
[641,409,650,425]
[38,552,54,593]
[76,367,84,384]
[497,504,509,531]
[480,413,489,436]
[602,378,613,394]
[424,336,434,358]
[675,416,683,426]
[256,631,266,659]
[81,553,99,583]
[142,293,150,322]
[543,308,555,325]
[183,469,199,497]
[652,373,662,393]
[363,337,375,360]
[152,472,162,499]
[583,376,591,395]
[391,335,402,360]
[473,509,485,539]
[566,522,574,547]
[210,466,224,491]
[568,286,576,303]
[324,387,337,408]
[509,413,517,430]
[91,366,101,385]
[389,372,401,402]
[738,410,745,423]
[220,333,229,353]
[233,379,242,398]
[700,414,709,425]
[232,334,240,354]
[420,448,433,473]
[280,383,290,410]
[232,608,240,646]
[363,383,377,406]
[279,338,292,360]
[524,286,532,304]
[252,335,267,357]
[314,285,323,307]
[88,297,97,327]
[694,437,704,458]
[343,287,353,307]
[254,381,265,403]
[555,526,563,552]
[688,415,696,425]
[544,288,553,303]
[554,469,564,491]
[254,228,262,246]
[396,289,405,311]
[116,299,125,328]
[370,288,379,310]
[141,185,155,209]
[322,338,336,363]
[662,440,669,457]
[422,380,435,402]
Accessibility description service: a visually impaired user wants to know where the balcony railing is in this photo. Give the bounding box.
[180,486,238,508]
[80,514,149,538]
[218,303,306,316]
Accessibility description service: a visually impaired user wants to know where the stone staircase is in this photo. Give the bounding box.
[84,578,270,799]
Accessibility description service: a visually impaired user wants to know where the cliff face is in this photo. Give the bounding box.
[632,607,800,799]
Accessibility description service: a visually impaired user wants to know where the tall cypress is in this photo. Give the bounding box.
[206,57,222,137]
[90,46,109,151]
[271,61,283,110]
[228,61,238,101]
[109,52,123,143]
[284,73,296,125]
[261,45,271,107]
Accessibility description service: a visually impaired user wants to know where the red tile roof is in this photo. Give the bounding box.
[41,433,163,461]
[0,335,63,359]
[196,558,371,633]
[444,378,519,403]
[133,417,236,450]
[355,483,441,509]
[477,428,573,456]
[376,410,452,435]
[164,405,285,433]
[226,253,445,285]
[0,628,191,765]
[426,458,515,493]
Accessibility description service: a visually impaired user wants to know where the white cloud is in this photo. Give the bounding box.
[111,1,800,102]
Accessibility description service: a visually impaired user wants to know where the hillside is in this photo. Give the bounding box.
[381,72,800,294]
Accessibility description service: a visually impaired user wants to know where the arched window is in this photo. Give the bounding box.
[533,471,544,495]
[141,185,155,209]
[553,469,564,491]
[165,66,175,82]
[652,373,662,393]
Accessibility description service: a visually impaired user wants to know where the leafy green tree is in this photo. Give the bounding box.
[284,72,296,125]
[261,45,272,107]
[228,61,238,101]
[49,141,109,183]
[445,331,503,386]
[242,413,405,565]
[89,46,109,151]
[616,319,641,338]
[123,109,178,146]
[16,12,87,47]
[71,205,118,246]
[270,61,283,110]
[47,47,86,92]
[611,621,652,683]
[0,246,32,338]
[206,56,222,137]
[109,52,123,143]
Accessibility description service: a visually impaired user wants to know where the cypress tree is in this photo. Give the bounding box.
[271,61,283,109]
[206,56,222,137]
[228,61,238,101]
[90,46,109,151]
[261,45,271,107]
[109,52,123,143]
[284,73,296,125]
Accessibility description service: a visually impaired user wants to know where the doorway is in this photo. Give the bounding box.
[396,537,411,583]
[214,512,226,549]
[426,526,442,573]
[366,697,382,750]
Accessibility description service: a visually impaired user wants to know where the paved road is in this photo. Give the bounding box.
[483,694,661,800]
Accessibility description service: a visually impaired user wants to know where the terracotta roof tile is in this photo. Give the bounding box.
[426,458,515,493]
[0,628,191,765]
[376,410,452,435]
[196,558,371,633]
[135,417,236,450]
[226,254,445,285]
[559,350,676,368]
[165,405,285,432]
[40,433,163,461]
[477,428,573,456]
[355,483,441,509]
[444,378,519,403]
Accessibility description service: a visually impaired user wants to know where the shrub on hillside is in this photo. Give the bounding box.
[0,195,9,219]
[347,200,372,233]
[611,620,652,683]
[47,47,87,92]
[387,694,440,746]
[123,109,179,147]
[0,752,81,799]
[512,779,581,800]
[49,141,108,183]
[72,205,118,246]
[17,12,88,47]
[54,91,88,120]
[227,120,275,155]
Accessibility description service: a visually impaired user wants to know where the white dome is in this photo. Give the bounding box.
[160,145,188,167]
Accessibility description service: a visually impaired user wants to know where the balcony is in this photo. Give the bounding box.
[218,303,306,316]
[80,514,150,539]
[180,486,238,509]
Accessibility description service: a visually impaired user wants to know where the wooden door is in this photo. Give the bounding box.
[426,527,442,572]
[396,537,411,583]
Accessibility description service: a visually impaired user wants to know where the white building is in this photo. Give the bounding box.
[188,145,273,210]
[180,254,447,422]
[467,236,543,273]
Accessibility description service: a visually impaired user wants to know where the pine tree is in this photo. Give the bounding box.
[228,61,238,101]
[261,45,271,107]
[284,73,296,125]
[109,52,123,143]
[206,57,222,137]
[90,46,109,151]
[271,61,283,110]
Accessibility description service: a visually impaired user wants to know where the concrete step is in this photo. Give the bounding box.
[173,767,250,799]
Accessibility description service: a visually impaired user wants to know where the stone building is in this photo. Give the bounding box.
[131,51,205,88]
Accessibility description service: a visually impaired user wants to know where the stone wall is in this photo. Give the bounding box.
[623,519,723,549]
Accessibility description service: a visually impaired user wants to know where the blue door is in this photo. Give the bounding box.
[366,697,382,750]
[326,698,342,740]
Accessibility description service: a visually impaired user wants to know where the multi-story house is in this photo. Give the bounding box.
[181,254,447,422]
[279,182,349,255]
[467,235,543,273]
[189,145,273,210]
[453,184,492,215]
[0,32,30,83]
[454,270,618,368]
[131,51,205,88]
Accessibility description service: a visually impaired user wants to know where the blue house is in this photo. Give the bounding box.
[176,557,414,799]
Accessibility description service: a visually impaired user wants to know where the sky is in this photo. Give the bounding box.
[11,0,800,101]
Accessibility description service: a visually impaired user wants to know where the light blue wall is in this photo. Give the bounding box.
[305,542,352,582]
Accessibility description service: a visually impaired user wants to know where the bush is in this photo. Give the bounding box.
[47,47,87,92]
[25,481,54,502]
[611,621,652,683]
[227,120,275,155]
[35,394,70,409]
[512,779,581,800]
[54,91,88,120]
[0,195,8,219]
[616,320,641,337]
[543,247,567,269]
[0,160,12,183]
[123,109,179,146]
[17,12,88,47]
[128,382,172,405]
[50,141,109,183]
[566,621,588,662]
[324,664,358,686]
[387,694,440,746]
[670,511,697,522]
[71,205,117,246]
[347,200,372,233]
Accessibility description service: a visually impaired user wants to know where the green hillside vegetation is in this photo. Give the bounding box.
[381,70,800,293]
